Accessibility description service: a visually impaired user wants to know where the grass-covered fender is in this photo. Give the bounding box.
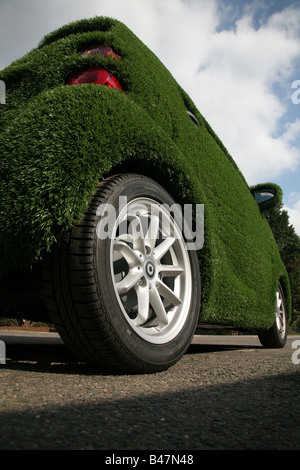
[0,16,291,329]
[0,85,193,270]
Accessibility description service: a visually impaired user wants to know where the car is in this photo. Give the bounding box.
[0,16,291,373]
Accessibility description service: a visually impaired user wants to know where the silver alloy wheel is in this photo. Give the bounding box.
[110,197,192,344]
[276,284,287,340]
[47,174,201,372]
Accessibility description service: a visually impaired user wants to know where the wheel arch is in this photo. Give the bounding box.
[105,158,189,207]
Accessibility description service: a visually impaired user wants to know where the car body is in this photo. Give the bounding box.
[0,17,291,372]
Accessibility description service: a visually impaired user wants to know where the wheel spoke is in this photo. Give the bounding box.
[156,279,182,306]
[127,214,146,254]
[159,265,184,277]
[145,214,160,253]
[276,292,282,310]
[116,269,143,294]
[114,241,142,267]
[134,284,150,326]
[277,315,283,332]
[150,285,169,326]
[153,237,175,261]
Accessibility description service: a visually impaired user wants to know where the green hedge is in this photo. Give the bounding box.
[0,17,290,328]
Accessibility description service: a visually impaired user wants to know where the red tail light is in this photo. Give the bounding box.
[67,67,123,90]
[67,45,123,90]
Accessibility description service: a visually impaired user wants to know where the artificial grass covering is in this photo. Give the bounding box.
[0,17,290,329]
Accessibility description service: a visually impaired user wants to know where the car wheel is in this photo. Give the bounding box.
[44,174,201,373]
[258,282,287,348]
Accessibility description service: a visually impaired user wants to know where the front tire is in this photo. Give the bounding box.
[44,174,201,373]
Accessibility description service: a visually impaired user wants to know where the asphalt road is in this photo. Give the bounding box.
[0,330,299,451]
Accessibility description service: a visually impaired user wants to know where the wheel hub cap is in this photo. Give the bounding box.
[145,260,155,279]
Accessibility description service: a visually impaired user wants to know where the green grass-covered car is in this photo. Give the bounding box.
[0,17,291,372]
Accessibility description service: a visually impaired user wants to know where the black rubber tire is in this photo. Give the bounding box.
[43,174,201,373]
[258,282,287,348]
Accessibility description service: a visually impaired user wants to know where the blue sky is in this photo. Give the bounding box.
[0,0,299,233]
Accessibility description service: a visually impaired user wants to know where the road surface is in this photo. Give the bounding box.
[0,330,299,451]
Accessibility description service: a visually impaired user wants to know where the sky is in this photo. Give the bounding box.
[0,0,300,234]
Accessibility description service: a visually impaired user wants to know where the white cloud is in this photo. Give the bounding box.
[169,5,300,185]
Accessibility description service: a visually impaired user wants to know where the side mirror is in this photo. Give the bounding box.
[250,183,282,211]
